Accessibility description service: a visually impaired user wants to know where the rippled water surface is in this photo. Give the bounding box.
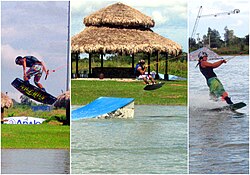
[71,105,187,174]
[189,56,249,174]
[1,149,70,174]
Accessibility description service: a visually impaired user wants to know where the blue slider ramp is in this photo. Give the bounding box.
[72,97,134,120]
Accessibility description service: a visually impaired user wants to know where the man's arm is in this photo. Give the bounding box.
[138,66,146,75]
[201,60,226,68]
[41,61,47,72]
[23,58,27,80]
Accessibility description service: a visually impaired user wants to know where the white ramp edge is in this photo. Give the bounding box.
[97,101,134,119]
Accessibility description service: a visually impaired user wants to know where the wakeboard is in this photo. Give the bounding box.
[211,102,246,112]
[11,78,57,105]
[144,82,165,91]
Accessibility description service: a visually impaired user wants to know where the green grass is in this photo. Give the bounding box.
[72,80,187,105]
[1,106,69,149]
[5,105,66,119]
[1,125,70,149]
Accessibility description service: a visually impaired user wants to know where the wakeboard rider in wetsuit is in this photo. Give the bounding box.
[197,51,233,105]
[15,56,49,92]
[135,59,156,84]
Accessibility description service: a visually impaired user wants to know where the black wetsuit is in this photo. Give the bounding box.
[134,63,145,77]
[199,62,217,81]
[24,56,41,67]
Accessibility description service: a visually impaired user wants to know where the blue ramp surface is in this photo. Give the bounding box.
[72,97,134,120]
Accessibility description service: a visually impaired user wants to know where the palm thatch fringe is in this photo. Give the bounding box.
[84,2,155,28]
[1,92,13,109]
[71,26,182,55]
[54,91,70,108]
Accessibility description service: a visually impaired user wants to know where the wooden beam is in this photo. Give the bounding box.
[76,52,79,78]
[89,53,92,77]
[155,51,159,79]
[164,52,169,81]
[132,53,135,69]
[71,53,73,78]
[147,53,150,75]
[101,53,104,70]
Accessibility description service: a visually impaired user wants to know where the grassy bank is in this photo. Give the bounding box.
[4,105,65,119]
[1,124,70,149]
[71,80,187,105]
[1,106,69,149]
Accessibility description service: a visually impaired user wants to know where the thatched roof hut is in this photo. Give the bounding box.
[54,91,70,108]
[84,2,155,28]
[71,2,182,79]
[1,92,13,109]
[72,2,181,55]
[54,91,70,125]
[1,92,13,123]
[72,26,181,55]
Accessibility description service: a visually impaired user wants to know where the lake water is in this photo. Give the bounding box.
[1,149,70,174]
[189,56,249,174]
[71,105,187,174]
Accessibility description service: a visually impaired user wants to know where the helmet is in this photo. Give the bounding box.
[139,59,145,64]
[198,51,208,59]
[15,56,23,64]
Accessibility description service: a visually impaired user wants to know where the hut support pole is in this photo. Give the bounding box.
[71,53,73,78]
[132,54,135,69]
[89,53,92,77]
[164,52,169,81]
[155,51,159,79]
[76,52,79,78]
[147,53,151,75]
[1,107,4,124]
[101,53,104,70]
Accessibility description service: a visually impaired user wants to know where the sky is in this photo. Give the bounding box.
[189,0,249,41]
[1,1,69,102]
[71,0,188,52]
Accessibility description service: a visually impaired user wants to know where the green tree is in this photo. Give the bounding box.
[224,26,234,46]
[207,28,222,48]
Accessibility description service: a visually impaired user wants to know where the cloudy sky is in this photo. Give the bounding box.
[1,1,69,102]
[71,0,188,51]
[189,0,249,40]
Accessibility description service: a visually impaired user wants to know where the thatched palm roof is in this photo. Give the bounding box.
[72,26,181,55]
[54,91,70,108]
[84,2,155,28]
[1,92,13,109]
[72,2,182,55]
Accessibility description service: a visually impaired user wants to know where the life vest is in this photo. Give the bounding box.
[199,62,217,81]
[24,56,41,67]
[134,63,144,77]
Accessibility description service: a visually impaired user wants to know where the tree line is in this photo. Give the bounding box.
[189,26,249,55]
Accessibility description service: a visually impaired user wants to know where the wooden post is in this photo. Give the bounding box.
[89,53,92,77]
[71,52,73,78]
[132,53,135,69]
[147,53,150,75]
[155,51,159,79]
[1,107,4,124]
[164,52,169,81]
[100,53,104,78]
[76,52,79,78]
[101,53,104,70]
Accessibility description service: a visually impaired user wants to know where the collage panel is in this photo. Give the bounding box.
[1,1,70,174]
[70,0,187,174]
[189,0,249,174]
[0,0,249,174]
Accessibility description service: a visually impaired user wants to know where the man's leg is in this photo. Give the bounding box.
[34,74,46,91]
